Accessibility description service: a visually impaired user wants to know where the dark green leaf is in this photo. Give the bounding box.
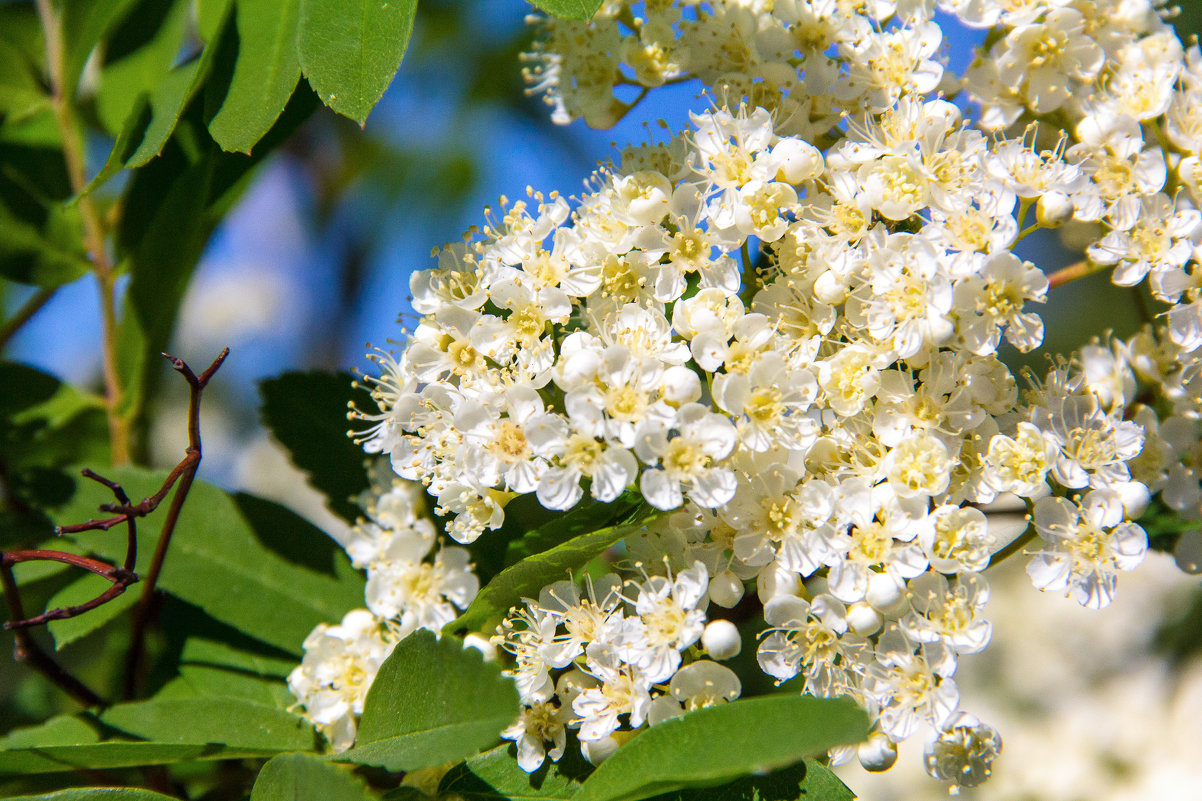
[251,752,374,801]
[297,0,418,125]
[54,469,365,655]
[338,630,518,772]
[45,573,139,651]
[208,0,302,153]
[448,504,662,634]
[100,698,318,752]
[648,761,855,801]
[8,789,178,801]
[439,743,593,801]
[573,695,869,801]
[258,371,374,523]
[529,1,605,21]
[0,13,48,124]
[504,492,642,567]
[0,204,91,287]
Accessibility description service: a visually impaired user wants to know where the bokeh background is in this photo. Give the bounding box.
[3,1,1201,797]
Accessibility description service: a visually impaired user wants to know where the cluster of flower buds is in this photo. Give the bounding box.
[292,0,1202,789]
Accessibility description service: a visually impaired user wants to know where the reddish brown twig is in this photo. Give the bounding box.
[125,348,228,699]
[0,349,228,706]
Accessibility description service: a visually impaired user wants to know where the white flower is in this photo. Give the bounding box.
[1029,491,1147,609]
[635,404,737,510]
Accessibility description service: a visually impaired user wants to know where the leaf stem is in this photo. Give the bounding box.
[1047,259,1106,289]
[34,0,129,465]
[986,528,1037,570]
[0,287,56,351]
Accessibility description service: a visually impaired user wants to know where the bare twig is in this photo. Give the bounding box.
[1,561,102,707]
[125,348,228,698]
[0,349,228,706]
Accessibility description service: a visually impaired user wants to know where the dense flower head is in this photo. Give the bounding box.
[291,0,1202,790]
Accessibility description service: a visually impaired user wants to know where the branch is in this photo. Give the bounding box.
[125,348,228,698]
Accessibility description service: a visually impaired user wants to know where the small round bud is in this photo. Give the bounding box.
[1036,191,1072,227]
[858,732,898,772]
[1175,533,1202,575]
[866,572,906,615]
[701,619,742,660]
[709,570,745,608]
[846,601,883,636]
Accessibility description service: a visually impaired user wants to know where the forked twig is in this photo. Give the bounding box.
[0,349,228,706]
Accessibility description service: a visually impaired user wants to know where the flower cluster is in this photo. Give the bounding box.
[294,0,1202,790]
[288,474,481,749]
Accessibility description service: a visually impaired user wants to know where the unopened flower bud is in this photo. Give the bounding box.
[702,619,742,660]
[859,732,898,772]
[709,570,745,608]
[866,572,906,615]
[1036,191,1072,227]
[846,601,883,635]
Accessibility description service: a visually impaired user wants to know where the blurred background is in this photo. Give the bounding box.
[2,1,1201,797]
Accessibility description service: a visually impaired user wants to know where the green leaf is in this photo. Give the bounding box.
[258,371,374,523]
[297,0,418,125]
[45,572,140,651]
[503,492,642,568]
[338,630,519,772]
[572,695,870,801]
[447,504,662,634]
[439,743,593,801]
[100,698,318,752]
[0,203,91,286]
[60,0,141,98]
[0,713,285,774]
[208,0,302,153]
[8,789,178,801]
[529,0,605,20]
[153,627,298,709]
[251,752,374,801]
[53,469,365,655]
[95,0,189,136]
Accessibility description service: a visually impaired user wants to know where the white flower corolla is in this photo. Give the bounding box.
[503,700,571,772]
[923,712,1002,789]
[1030,491,1147,609]
[713,353,818,452]
[757,594,868,696]
[537,574,626,669]
[865,626,960,741]
[635,404,737,510]
[886,430,955,499]
[669,660,742,709]
[984,422,1057,497]
[1088,193,1202,291]
[901,572,992,655]
[953,251,1048,355]
[365,546,478,636]
[855,238,955,359]
[455,387,552,495]
[288,610,397,752]
[818,343,884,417]
[617,561,709,682]
[996,7,1103,113]
[857,154,931,221]
[1034,392,1144,491]
[920,505,995,573]
[573,645,653,742]
[527,414,638,511]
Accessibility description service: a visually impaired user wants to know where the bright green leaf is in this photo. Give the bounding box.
[258,371,374,523]
[572,695,870,801]
[297,0,418,125]
[60,0,141,97]
[8,789,178,801]
[54,469,365,655]
[338,630,519,772]
[100,698,318,752]
[251,753,374,801]
[208,0,302,153]
[447,504,662,634]
[529,0,605,20]
[0,714,283,774]
[95,0,189,136]
[45,572,139,651]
